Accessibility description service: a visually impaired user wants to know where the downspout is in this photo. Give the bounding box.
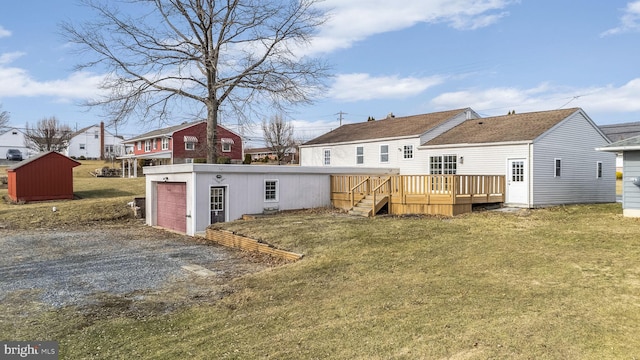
[528,142,533,208]
[100,122,105,160]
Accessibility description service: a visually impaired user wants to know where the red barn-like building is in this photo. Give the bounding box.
[7,151,81,203]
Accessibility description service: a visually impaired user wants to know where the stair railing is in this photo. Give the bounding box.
[371,177,391,215]
[350,176,370,208]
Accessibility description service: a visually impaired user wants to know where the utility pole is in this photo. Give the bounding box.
[336,111,347,126]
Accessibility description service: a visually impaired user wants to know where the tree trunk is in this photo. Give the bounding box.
[207,101,219,164]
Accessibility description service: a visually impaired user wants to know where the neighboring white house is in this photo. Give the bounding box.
[143,164,399,236]
[597,135,640,217]
[66,122,125,159]
[302,107,616,208]
[0,127,33,159]
[300,108,479,174]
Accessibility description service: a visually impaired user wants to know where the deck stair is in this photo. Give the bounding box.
[349,194,389,217]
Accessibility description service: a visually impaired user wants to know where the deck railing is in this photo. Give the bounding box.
[332,174,505,208]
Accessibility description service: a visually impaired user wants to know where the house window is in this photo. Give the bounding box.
[94,131,99,139]
[323,149,331,165]
[105,145,114,155]
[79,143,86,150]
[554,158,562,177]
[380,145,389,163]
[144,140,151,152]
[265,180,278,202]
[430,155,457,174]
[185,141,195,150]
[356,146,364,165]
[153,139,157,150]
[403,145,413,159]
[596,161,602,179]
[222,142,231,152]
[137,141,142,151]
[162,138,169,150]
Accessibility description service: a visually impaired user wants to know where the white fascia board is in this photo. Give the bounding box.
[595,145,640,152]
[419,140,532,150]
[143,164,400,176]
[299,135,417,148]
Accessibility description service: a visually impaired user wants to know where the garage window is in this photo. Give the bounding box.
[265,179,278,202]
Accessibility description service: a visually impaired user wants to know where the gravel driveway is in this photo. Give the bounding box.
[0,223,269,311]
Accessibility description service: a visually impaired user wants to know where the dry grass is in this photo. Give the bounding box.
[0,160,145,229]
[1,164,636,359]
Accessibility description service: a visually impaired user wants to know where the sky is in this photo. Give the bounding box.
[1,0,640,148]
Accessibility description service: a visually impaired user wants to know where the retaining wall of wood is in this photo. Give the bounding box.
[205,228,303,262]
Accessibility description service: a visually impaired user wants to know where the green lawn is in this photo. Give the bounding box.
[2,200,639,359]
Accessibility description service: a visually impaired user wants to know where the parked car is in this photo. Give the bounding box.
[6,149,23,161]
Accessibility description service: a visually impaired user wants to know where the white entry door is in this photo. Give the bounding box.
[507,159,528,205]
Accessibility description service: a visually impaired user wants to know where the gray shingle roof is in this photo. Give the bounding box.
[423,108,580,146]
[599,121,640,142]
[302,108,470,146]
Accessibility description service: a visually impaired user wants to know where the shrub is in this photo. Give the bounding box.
[193,158,207,164]
[243,154,252,164]
[216,156,231,164]
[617,171,623,180]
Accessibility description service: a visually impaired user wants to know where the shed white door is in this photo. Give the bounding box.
[210,186,226,224]
[507,159,527,205]
[157,182,187,233]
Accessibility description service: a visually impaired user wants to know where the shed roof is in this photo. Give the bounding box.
[8,151,81,171]
[302,108,471,146]
[599,121,640,142]
[423,108,580,146]
[596,134,640,152]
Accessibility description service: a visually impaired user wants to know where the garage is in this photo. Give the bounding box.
[157,182,187,233]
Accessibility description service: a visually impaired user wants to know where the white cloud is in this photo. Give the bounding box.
[329,73,445,101]
[601,1,640,37]
[0,25,11,38]
[430,79,640,116]
[0,53,105,100]
[311,0,516,54]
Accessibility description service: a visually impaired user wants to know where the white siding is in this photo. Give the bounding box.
[0,128,33,158]
[301,138,427,174]
[622,151,640,212]
[531,111,615,206]
[424,143,529,175]
[67,125,125,159]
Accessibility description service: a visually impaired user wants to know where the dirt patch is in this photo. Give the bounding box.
[0,223,274,324]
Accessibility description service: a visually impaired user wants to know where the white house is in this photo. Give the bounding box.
[66,122,125,159]
[597,135,640,217]
[302,108,615,208]
[300,108,479,174]
[143,164,398,236]
[0,127,33,159]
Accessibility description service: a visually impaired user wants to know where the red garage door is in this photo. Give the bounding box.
[157,182,187,233]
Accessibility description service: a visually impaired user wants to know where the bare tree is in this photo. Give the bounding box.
[262,114,295,164]
[24,117,73,153]
[61,0,330,163]
[0,104,9,131]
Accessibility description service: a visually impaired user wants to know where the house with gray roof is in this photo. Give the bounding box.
[302,107,615,207]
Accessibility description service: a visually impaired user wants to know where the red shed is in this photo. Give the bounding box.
[7,151,81,203]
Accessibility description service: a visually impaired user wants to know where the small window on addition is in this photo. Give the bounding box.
[265,179,278,201]
[554,158,562,177]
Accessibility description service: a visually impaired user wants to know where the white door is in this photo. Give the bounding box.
[507,159,527,205]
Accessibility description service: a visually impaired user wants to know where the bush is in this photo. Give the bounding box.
[243,154,252,164]
[216,156,231,164]
[616,171,623,180]
[193,158,207,164]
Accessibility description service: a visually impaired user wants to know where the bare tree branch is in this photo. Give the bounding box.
[0,104,10,131]
[61,0,330,163]
[262,114,295,165]
[24,117,73,153]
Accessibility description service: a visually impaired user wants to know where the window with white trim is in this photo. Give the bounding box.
[596,161,602,179]
[403,145,413,159]
[265,180,278,202]
[554,158,562,177]
[222,142,231,152]
[185,141,195,150]
[162,138,169,150]
[323,149,331,165]
[356,146,364,165]
[152,139,157,150]
[137,141,142,151]
[79,143,86,150]
[380,145,389,163]
[144,140,151,152]
[430,155,457,174]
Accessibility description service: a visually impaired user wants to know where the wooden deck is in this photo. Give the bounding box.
[331,174,505,216]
